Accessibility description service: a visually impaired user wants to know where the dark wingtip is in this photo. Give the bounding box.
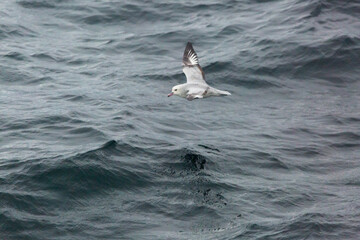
[183,42,198,66]
[185,42,194,52]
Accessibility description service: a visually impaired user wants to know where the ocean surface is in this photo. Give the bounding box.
[1,0,360,239]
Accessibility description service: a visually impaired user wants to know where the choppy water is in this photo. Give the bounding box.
[1,0,360,239]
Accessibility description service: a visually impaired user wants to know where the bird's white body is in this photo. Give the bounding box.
[171,83,230,101]
[168,42,231,101]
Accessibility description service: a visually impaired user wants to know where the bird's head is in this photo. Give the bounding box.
[168,84,185,97]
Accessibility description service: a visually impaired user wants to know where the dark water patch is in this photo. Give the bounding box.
[31,53,58,62]
[330,142,360,149]
[216,24,244,37]
[250,64,294,77]
[39,124,72,132]
[82,14,123,25]
[80,5,168,25]
[255,133,278,140]
[244,150,290,170]
[76,46,101,55]
[198,144,220,153]
[345,178,360,186]
[131,45,169,56]
[61,94,88,102]
[338,168,360,186]
[0,24,37,39]
[308,3,324,18]
[137,73,177,82]
[17,0,56,9]
[344,117,360,124]
[278,146,322,157]
[281,127,317,138]
[149,1,231,26]
[0,65,32,84]
[319,0,360,17]
[203,61,235,74]
[26,76,54,85]
[66,126,106,138]
[79,70,98,77]
[296,160,353,175]
[0,30,5,40]
[66,58,90,66]
[81,139,155,160]
[290,0,331,20]
[321,114,345,125]
[253,38,281,48]
[181,2,228,11]
[271,192,315,209]
[233,76,280,89]
[148,30,189,43]
[320,132,360,141]
[3,52,28,61]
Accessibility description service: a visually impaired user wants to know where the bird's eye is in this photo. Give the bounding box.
[174,89,177,91]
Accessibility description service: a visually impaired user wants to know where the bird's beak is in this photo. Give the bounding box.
[168,92,174,97]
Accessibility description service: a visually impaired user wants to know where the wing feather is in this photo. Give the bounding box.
[182,42,207,85]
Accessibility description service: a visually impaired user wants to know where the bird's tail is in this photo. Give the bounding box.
[218,90,231,96]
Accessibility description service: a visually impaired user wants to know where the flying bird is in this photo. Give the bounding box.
[168,42,231,101]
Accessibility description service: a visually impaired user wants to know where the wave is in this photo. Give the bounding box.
[278,146,322,158]
[234,212,353,239]
[0,65,32,84]
[244,149,290,170]
[3,51,28,61]
[1,142,229,225]
[78,4,170,25]
[17,0,56,9]
[9,141,154,197]
[293,36,360,82]
[5,141,223,196]
[0,23,37,40]
[1,115,84,131]
[215,24,244,37]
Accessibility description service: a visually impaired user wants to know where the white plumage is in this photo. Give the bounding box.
[168,42,231,101]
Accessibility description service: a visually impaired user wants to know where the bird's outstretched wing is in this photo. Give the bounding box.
[182,42,207,85]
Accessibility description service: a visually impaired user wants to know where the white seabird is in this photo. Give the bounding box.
[168,42,231,101]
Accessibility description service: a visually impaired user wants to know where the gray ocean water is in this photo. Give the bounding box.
[1,0,360,239]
